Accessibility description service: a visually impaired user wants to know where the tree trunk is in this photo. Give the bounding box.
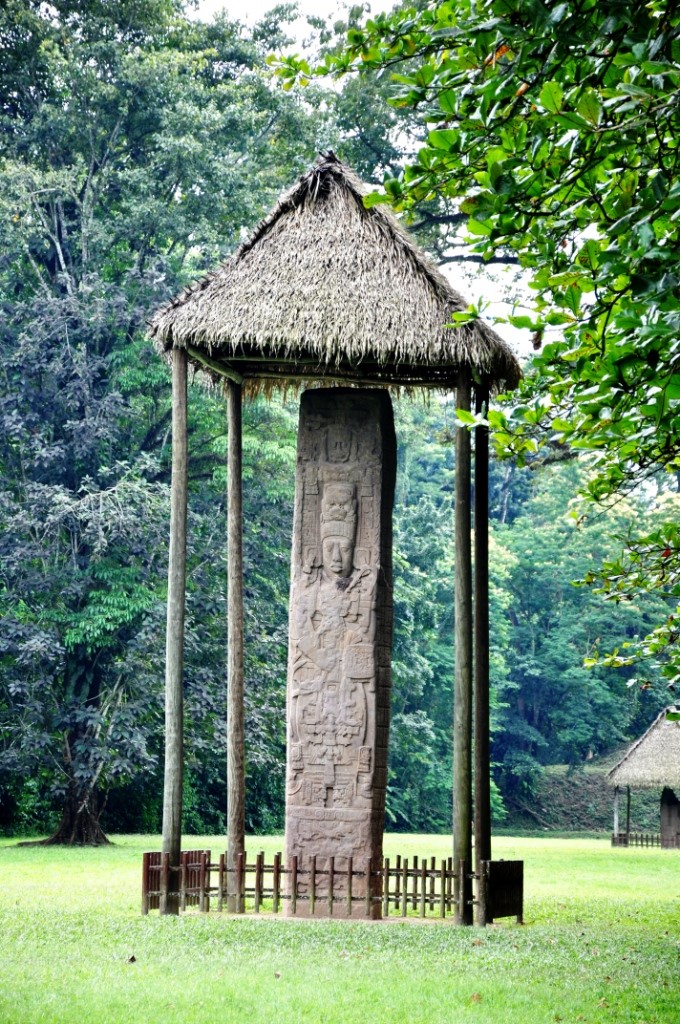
[38,784,109,846]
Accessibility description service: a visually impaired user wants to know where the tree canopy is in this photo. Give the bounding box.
[0,0,674,842]
[274,0,680,693]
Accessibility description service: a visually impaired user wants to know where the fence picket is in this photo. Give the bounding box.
[412,855,419,910]
[328,857,334,917]
[429,857,436,910]
[159,851,170,915]
[365,858,372,918]
[218,853,225,912]
[291,856,298,915]
[394,854,401,910]
[142,852,151,915]
[254,852,263,913]
[419,861,427,917]
[237,851,245,914]
[439,860,446,918]
[273,852,281,915]
[199,851,209,913]
[310,855,317,917]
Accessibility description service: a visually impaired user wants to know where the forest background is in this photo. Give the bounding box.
[0,0,676,843]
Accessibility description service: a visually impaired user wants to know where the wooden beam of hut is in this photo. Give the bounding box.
[226,379,245,912]
[474,383,492,896]
[186,344,243,385]
[161,346,188,915]
[454,367,473,926]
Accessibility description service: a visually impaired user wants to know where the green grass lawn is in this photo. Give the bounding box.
[0,834,677,1024]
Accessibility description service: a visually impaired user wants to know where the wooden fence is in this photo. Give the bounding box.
[612,832,679,848]
[142,850,523,925]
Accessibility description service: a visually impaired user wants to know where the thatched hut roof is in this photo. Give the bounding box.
[608,708,680,790]
[150,153,521,394]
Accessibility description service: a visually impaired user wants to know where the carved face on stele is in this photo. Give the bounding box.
[322,536,354,577]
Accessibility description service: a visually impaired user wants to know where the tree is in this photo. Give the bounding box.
[0,0,330,841]
[492,462,670,805]
[274,0,680,692]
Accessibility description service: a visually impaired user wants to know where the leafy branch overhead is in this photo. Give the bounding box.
[272,0,680,690]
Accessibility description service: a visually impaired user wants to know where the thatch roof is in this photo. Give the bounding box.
[150,153,521,394]
[608,708,680,790]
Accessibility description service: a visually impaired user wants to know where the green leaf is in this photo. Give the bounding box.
[427,128,458,150]
[362,191,392,208]
[438,89,457,115]
[538,80,564,113]
[577,88,602,125]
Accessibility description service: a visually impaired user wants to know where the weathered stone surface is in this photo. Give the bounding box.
[284,389,396,917]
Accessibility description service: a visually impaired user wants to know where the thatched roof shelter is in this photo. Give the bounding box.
[608,708,680,790]
[150,152,521,394]
[151,154,519,915]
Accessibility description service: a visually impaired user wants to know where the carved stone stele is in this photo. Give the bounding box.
[284,389,396,918]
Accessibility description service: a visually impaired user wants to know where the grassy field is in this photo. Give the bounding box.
[0,834,678,1024]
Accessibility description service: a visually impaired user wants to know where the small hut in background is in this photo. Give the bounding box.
[608,707,680,848]
[150,153,521,920]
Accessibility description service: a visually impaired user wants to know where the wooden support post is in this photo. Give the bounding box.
[226,379,245,912]
[161,346,188,915]
[613,785,620,841]
[383,859,390,918]
[454,368,473,926]
[401,859,408,917]
[626,785,631,843]
[474,384,492,906]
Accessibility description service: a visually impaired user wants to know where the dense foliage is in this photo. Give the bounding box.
[0,0,671,840]
[0,0,328,840]
[275,0,680,694]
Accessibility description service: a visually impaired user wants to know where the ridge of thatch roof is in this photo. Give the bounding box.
[607,707,680,790]
[149,153,521,394]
